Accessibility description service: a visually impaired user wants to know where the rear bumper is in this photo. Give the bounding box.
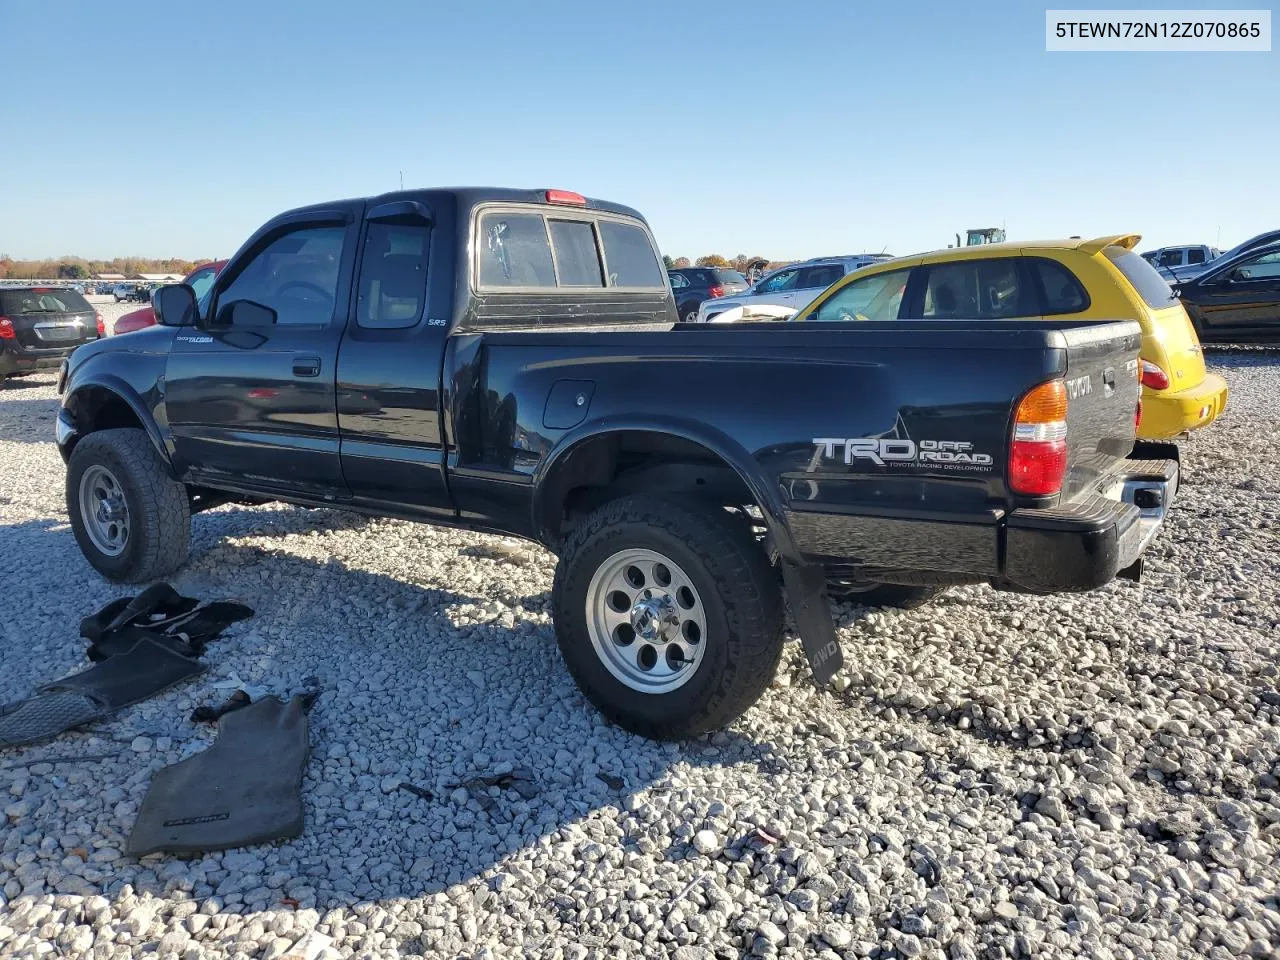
[1003,450,1178,592]
[0,342,78,376]
[786,442,1179,594]
[1139,372,1228,439]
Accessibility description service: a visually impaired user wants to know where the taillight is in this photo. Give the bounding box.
[0,317,14,340]
[1139,360,1170,390]
[95,314,106,337]
[707,284,725,298]
[1009,379,1068,496]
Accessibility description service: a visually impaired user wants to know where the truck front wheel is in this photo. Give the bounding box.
[553,496,784,740]
[66,428,191,583]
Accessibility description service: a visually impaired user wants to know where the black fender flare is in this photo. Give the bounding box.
[531,416,844,685]
[61,375,176,476]
[530,414,799,560]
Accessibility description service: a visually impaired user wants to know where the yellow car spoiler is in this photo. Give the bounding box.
[1079,234,1141,255]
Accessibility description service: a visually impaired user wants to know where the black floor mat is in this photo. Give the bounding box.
[0,691,107,749]
[0,638,205,748]
[126,695,310,856]
[50,636,206,709]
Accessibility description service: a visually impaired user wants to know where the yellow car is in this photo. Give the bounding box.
[793,234,1227,439]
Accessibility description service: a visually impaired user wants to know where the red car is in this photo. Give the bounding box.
[113,261,225,335]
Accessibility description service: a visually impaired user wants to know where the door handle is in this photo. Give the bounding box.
[293,356,321,377]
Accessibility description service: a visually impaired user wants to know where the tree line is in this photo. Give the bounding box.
[662,254,785,272]
[0,256,209,281]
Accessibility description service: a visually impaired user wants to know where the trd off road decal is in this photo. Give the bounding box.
[811,437,994,472]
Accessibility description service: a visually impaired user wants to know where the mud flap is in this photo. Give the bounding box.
[779,559,843,685]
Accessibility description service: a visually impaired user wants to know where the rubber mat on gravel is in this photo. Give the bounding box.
[127,695,310,855]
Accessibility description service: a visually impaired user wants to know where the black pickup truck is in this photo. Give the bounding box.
[55,187,1179,738]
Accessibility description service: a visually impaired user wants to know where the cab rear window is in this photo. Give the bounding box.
[1104,247,1178,308]
[476,209,664,290]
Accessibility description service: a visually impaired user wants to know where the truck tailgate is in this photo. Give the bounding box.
[1058,320,1143,500]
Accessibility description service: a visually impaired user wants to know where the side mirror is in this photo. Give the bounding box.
[154,284,198,327]
[214,299,278,327]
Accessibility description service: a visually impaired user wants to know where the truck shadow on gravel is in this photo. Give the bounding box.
[0,395,61,443]
[1,507,781,917]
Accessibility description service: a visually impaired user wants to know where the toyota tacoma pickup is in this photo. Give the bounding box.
[55,187,1179,739]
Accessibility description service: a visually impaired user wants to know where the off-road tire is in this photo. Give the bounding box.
[553,496,784,739]
[66,428,191,583]
[827,582,945,609]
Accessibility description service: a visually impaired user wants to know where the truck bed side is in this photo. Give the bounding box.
[444,318,1144,587]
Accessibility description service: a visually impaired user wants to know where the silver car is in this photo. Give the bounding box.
[696,254,892,322]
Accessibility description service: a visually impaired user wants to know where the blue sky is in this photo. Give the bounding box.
[2,0,1276,261]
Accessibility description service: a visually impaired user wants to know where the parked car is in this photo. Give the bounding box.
[791,234,1227,441]
[696,254,892,322]
[115,262,226,335]
[1174,239,1280,342]
[667,267,748,322]
[113,283,140,302]
[0,286,104,385]
[57,187,1177,739]
[1141,244,1222,283]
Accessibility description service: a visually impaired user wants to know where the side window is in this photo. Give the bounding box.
[599,220,664,287]
[216,225,345,326]
[186,266,218,311]
[548,220,604,287]
[810,269,911,322]
[1187,248,1206,265]
[355,222,429,329]
[1031,258,1089,315]
[921,259,1026,319]
[1232,250,1280,281]
[798,265,844,290]
[755,269,799,294]
[668,272,689,289]
[478,212,556,288]
[1157,249,1182,268]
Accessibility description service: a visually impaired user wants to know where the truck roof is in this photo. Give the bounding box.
[269,187,649,226]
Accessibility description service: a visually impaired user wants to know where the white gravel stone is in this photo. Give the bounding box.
[1,339,1279,958]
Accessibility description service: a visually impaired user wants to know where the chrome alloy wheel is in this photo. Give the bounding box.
[585,548,707,693]
[79,464,130,557]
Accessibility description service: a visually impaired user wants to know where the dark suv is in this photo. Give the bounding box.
[0,286,104,385]
[667,267,749,322]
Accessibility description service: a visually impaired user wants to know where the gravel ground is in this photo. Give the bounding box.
[2,314,1278,959]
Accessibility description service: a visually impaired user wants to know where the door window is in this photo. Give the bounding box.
[355,222,429,329]
[754,269,800,294]
[921,259,1027,319]
[809,269,910,321]
[1187,248,1206,265]
[798,265,844,290]
[668,272,689,289]
[186,266,219,312]
[1158,249,1183,268]
[1230,250,1280,281]
[216,226,346,325]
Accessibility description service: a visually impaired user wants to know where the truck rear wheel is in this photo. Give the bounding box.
[827,581,945,609]
[66,428,191,583]
[553,496,784,740]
